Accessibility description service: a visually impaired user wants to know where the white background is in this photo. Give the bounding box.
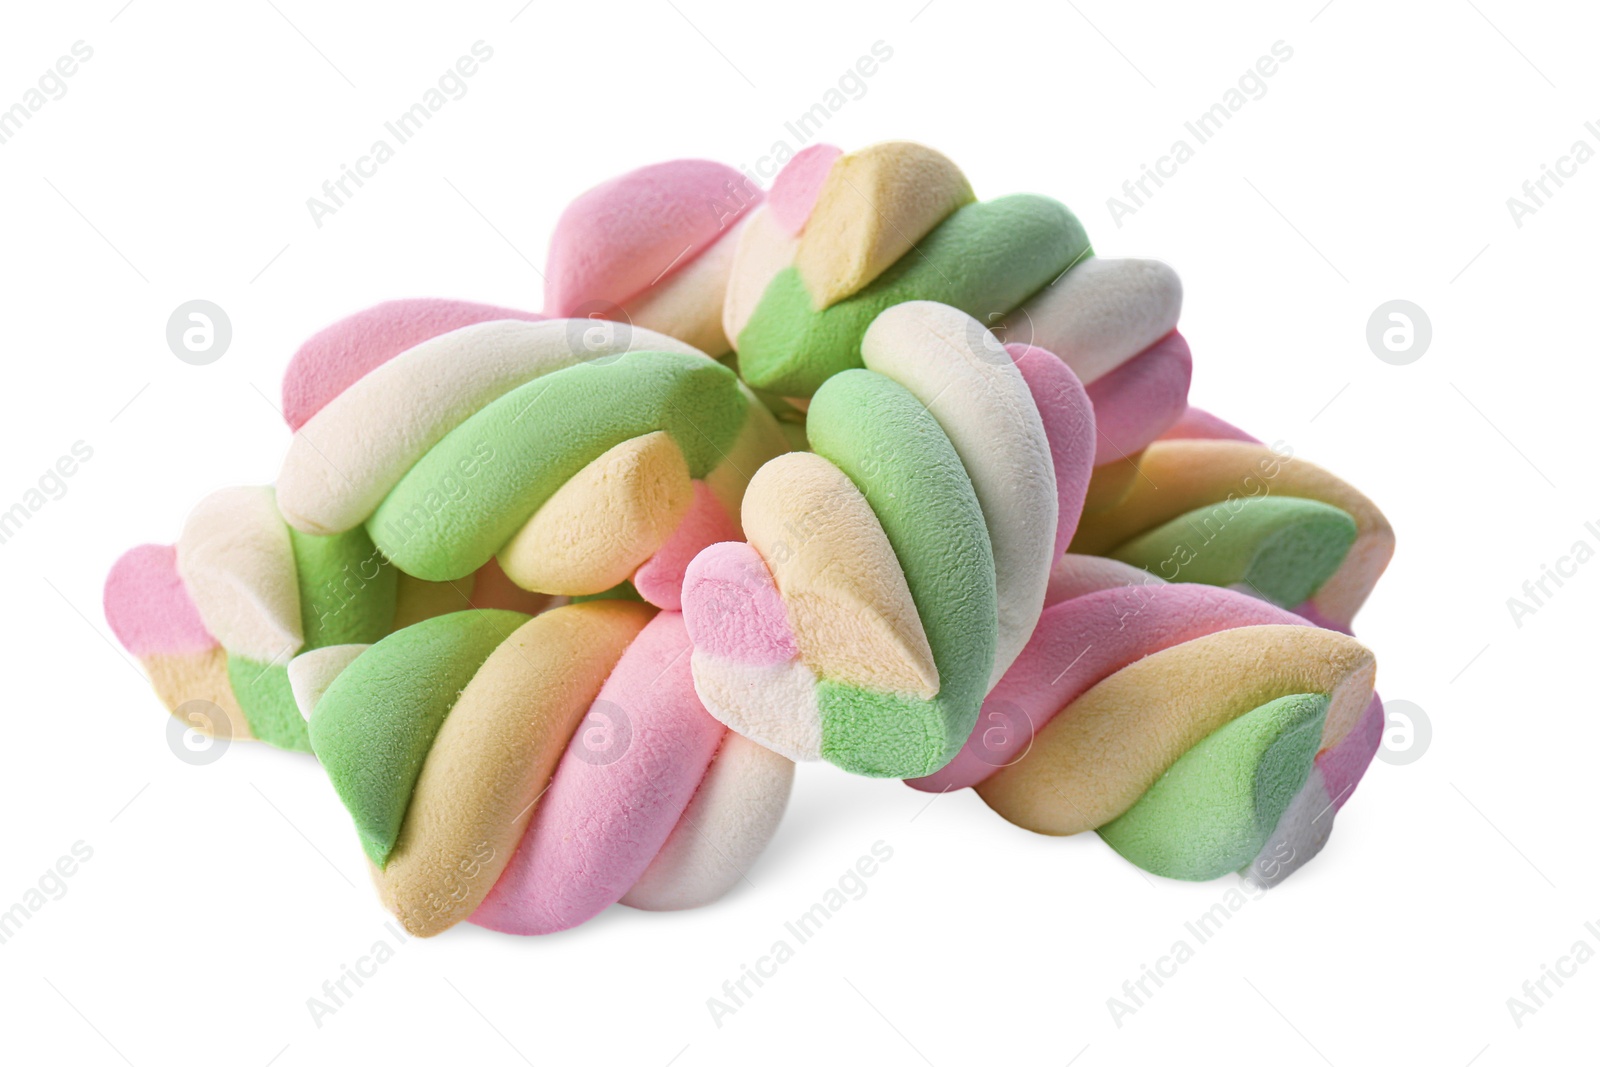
[1,1,1595,1063]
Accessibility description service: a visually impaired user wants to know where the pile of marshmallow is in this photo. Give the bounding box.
[105,140,1392,937]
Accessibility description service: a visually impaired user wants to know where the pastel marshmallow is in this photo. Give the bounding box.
[545,159,760,316]
[767,143,842,234]
[623,730,794,910]
[1000,258,1182,384]
[795,141,974,309]
[282,298,542,430]
[104,543,215,656]
[472,612,728,935]
[175,486,302,665]
[861,302,1057,685]
[278,319,703,536]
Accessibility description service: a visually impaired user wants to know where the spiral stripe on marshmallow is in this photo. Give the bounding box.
[274,300,786,603]
[280,298,544,432]
[100,137,1400,926]
[544,158,761,356]
[307,604,793,936]
[105,495,544,752]
[684,302,1096,778]
[277,319,703,536]
[723,141,1197,478]
[909,554,1383,882]
[1070,436,1394,627]
[368,349,749,579]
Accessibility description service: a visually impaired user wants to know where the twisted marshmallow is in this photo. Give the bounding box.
[910,554,1384,883]
[103,139,1397,926]
[307,604,792,936]
[683,300,1095,777]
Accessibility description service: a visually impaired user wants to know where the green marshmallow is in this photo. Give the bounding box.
[227,655,312,753]
[1109,496,1358,607]
[806,369,997,777]
[309,609,529,866]
[367,351,748,582]
[288,525,397,649]
[815,683,963,779]
[1098,692,1329,881]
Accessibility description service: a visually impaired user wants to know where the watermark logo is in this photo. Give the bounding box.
[1366,300,1430,365]
[167,699,231,766]
[570,699,632,766]
[166,300,231,365]
[972,699,1034,768]
[1375,699,1430,766]
[962,308,1034,368]
[563,301,633,364]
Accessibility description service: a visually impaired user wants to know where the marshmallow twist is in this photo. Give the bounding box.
[102,138,1397,931]
[683,300,1097,777]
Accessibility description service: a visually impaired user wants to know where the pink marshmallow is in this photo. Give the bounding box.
[1007,343,1096,559]
[1290,600,1354,636]
[681,541,798,666]
[1318,692,1384,810]
[1160,404,1261,444]
[544,160,761,316]
[103,543,216,656]
[633,481,742,610]
[281,298,542,430]
[766,144,842,234]
[1084,330,1192,466]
